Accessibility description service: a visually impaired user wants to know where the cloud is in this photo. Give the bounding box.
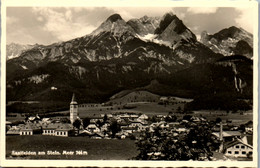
[37,16,44,22]
[187,7,218,14]
[235,7,253,33]
[6,16,18,25]
[32,7,96,41]
[7,7,254,45]
[7,28,37,45]
[109,7,173,21]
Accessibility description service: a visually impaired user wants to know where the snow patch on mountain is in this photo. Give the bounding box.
[20,65,28,70]
[137,33,172,47]
[122,65,133,72]
[137,33,157,41]
[9,53,19,60]
[176,50,195,63]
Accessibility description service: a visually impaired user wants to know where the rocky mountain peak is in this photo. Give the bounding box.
[200,30,209,43]
[200,26,253,58]
[127,15,160,36]
[154,12,178,35]
[213,26,244,41]
[106,13,123,22]
[91,13,135,36]
[141,15,149,21]
[155,12,196,46]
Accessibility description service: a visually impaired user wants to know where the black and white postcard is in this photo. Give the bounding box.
[0,0,258,167]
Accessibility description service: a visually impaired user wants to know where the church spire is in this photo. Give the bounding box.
[70,93,78,124]
[70,93,77,105]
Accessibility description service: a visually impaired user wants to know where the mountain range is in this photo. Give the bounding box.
[6,12,253,104]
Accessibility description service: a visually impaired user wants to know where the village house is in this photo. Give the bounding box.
[224,138,253,158]
[90,116,103,124]
[6,125,21,135]
[175,124,188,133]
[118,113,130,119]
[42,123,73,136]
[20,124,41,135]
[79,103,102,108]
[212,131,242,142]
[137,124,148,132]
[138,114,148,121]
[91,132,104,139]
[159,96,169,103]
[190,116,206,122]
[159,123,170,129]
[42,123,58,136]
[55,124,74,137]
[129,120,143,128]
[86,124,101,133]
[121,126,137,134]
[20,126,33,135]
[168,122,180,127]
[100,123,110,132]
[26,115,41,124]
[244,121,253,133]
[115,131,128,139]
[129,114,139,119]
[41,117,51,124]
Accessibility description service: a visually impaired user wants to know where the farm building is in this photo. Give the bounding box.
[6,125,20,135]
[224,138,253,158]
[42,123,73,137]
[55,124,74,137]
[212,131,242,142]
[19,124,41,135]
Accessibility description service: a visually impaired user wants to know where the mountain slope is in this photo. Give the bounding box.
[6,43,39,60]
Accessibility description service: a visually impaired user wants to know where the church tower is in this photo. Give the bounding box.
[70,93,78,124]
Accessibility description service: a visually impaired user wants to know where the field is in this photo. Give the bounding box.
[6,135,138,160]
[192,110,253,125]
[78,102,186,118]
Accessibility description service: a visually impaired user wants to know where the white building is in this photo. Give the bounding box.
[224,138,253,158]
[42,123,73,137]
[20,126,33,135]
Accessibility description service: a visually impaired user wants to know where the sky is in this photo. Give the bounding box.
[6,7,254,45]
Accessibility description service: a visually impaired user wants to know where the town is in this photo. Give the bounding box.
[6,92,253,160]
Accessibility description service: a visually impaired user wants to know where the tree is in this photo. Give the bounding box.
[73,119,81,134]
[215,117,222,123]
[83,117,90,129]
[60,118,70,123]
[149,115,159,123]
[109,120,121,138]
[183,115,192,121]
[135,122,220,160]
[96,120,103,127]
[165,115,177,122]
[103,114,108,123]
[177,106,182,113]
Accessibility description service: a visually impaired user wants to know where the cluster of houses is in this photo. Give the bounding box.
[6,94,253,160]
[6,115,73,137]
[6,111,253,159]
